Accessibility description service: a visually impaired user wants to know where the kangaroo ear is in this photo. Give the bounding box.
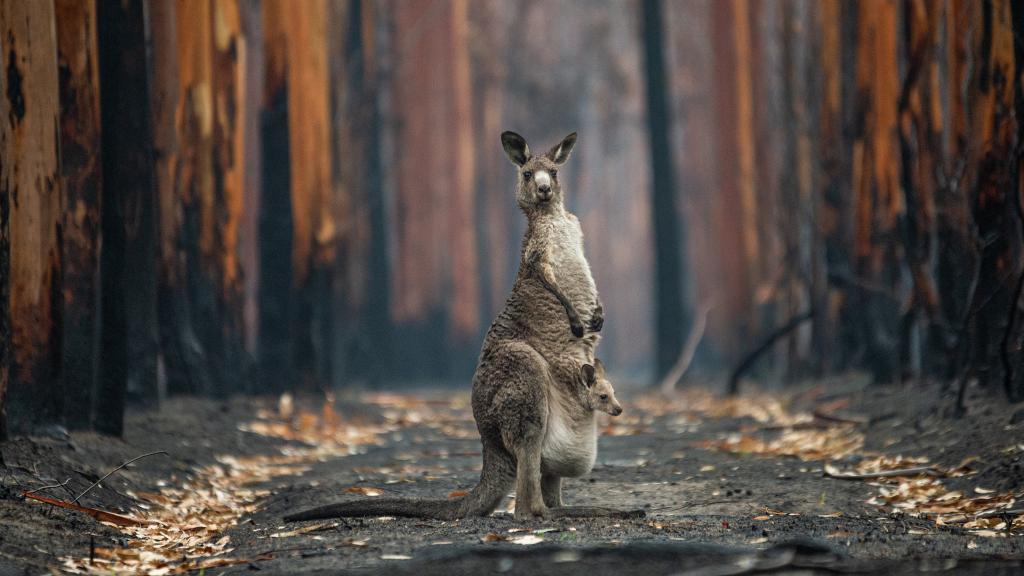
[594,358,605,375]
[546,132,577,165]
[501,131,530,166]
[581,363,596,387]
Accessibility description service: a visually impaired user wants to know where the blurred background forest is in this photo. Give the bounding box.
[2,0,1024,437]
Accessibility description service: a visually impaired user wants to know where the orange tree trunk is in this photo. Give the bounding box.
[285,0,335,390]
[1,0,64,435]
[149,0,209,396]
[55,0,103,429]
[710,0,756,362]
[211,0,249,393]
[851,0,902,382]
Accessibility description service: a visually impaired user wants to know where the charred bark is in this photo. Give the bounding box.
[258,0,294,393]
[642,0,690,379]
[56,0,103,430]
[97,0,160,433]
[1,0,65,435]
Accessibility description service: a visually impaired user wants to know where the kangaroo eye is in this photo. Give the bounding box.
[550,169,557,178]
[600,394,608,401]
[523,171,533,181]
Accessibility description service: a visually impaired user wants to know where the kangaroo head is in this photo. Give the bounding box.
[500,131,577,213]
[581,359,622,416]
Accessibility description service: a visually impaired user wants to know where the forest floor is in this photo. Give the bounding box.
[1,376,1023,575]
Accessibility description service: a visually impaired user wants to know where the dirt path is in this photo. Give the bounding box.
[1,378,1022,574]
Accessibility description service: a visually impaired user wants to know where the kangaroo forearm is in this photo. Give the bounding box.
[537,268,580,322]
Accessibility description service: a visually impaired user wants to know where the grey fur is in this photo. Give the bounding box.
[284,133,641,523]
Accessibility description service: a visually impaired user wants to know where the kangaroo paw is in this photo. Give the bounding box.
[570,318,585,338]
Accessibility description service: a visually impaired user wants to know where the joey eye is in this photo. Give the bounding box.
[550,169,558,178]
[600,394,608,401]
[523,171,533,180]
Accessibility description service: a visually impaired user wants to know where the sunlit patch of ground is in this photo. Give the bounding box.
[13,380,1023,574]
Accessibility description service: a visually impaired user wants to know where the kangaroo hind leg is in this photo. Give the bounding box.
[541,474,562,508]
[490,344,550,521]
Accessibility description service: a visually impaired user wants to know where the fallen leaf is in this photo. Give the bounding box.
[480,533,507,543]
[510,534,544,545]
[345,486,383,496]
[23,492,148,527]
[381,554,412,560]
[448,490,469,498]
[270,522,338,538]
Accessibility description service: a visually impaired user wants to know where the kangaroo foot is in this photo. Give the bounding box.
[514,501,551,521]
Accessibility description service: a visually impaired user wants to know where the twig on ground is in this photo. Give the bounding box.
[824,466,937,480]
[812,410,868,426]
[73,450,169,504]
[755,421,840,432]
[648,499,740,513]
[22,492,147,526]
[660,300,713,393]
[24,477,72,496]
[728,309,815,395]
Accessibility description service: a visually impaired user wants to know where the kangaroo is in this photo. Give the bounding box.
[284,132,641,522]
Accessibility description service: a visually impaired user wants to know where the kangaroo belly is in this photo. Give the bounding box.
[541,408,597,477]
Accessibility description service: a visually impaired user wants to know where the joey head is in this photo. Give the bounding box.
[582,359,622,416]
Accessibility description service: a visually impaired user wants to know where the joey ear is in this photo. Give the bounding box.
[581,363,596,387]
[594,358,605,374]
[501,131,530,166]
[546,132,577,165]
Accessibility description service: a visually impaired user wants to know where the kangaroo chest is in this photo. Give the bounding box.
[546,216,597,302]
[540,394,597,478]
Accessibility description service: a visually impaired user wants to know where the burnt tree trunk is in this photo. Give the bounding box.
[642,0,690,379]
[97,0,160,433]
[285,0,334,391]
[898,0,945,380]
[1,0,64,435]
[211,0,249,394]
[148,0,210,397]
[961,0,1023,396]
[852,0,902,383]
[259,0,294,393]
[55,0,103,430]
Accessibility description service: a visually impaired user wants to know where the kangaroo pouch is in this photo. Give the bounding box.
[540,396,597,477]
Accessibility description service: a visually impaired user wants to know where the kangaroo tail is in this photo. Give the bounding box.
[284,445,515,522]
